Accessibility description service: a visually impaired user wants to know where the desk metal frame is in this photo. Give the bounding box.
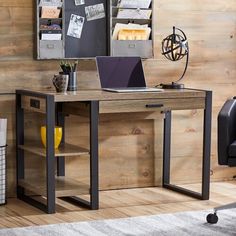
[163,91,212,200]
[16,89,212,213]
[16,91,99,213]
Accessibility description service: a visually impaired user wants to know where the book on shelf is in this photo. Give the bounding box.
[117,0,152,9]
[117,8,152,19]
[41,6,61,18]
[41,31,62,40]
[112,23,151,40]
[40,24,62,30]
[41,29,62,34]
[39,0,63,7]
[118,28,151,40]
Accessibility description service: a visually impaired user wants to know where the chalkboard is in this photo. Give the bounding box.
[64,0,108,58]
[37,0,108,59]
[36,0,153,59]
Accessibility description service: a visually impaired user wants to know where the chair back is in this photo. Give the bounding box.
[218,99,236,165]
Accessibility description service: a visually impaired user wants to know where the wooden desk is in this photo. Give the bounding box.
[16,88,212,214]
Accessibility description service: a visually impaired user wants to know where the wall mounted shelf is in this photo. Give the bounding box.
[36,0,153,59]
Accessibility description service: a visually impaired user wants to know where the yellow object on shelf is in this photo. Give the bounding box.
[118,29,148,40]
[40,126,62,149]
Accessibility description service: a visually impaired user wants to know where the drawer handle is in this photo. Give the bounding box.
[146,104,163,108]
[128,44,136,49]
[47,44,55,49]
[30,99,40,109]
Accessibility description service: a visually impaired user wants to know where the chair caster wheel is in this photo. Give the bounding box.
[206,213,218,224]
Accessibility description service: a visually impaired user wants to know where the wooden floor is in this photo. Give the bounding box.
[0,181,235,229]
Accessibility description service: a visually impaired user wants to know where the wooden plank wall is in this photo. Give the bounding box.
[0,0,235,196]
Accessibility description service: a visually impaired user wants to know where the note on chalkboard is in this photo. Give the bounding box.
[67,14,85,39]
[41,6,61,18]
[85,3,106,21]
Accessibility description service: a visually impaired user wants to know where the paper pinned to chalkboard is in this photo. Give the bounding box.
[67,14,85,39]
[85,3,106,21]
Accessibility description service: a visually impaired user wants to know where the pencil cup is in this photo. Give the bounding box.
[67,72,77,91]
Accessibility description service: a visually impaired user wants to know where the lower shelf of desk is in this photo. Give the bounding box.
[18,177,90,197]
[18,142,89,157]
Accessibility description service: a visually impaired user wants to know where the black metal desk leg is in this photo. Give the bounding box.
[202,91,212,200]
[163,111,171,185]
[46,95,56,213]
[16,93,25,197]
[90,101,99,210]
[163,92,212,200]
[56,103,65,176]
[59,101,99,210]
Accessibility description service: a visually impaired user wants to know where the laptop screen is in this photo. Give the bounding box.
[96,56,146,88]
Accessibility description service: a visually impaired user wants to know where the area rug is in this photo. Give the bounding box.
[0,209,235,236]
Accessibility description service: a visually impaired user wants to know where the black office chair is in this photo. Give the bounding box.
[207,98,236,224]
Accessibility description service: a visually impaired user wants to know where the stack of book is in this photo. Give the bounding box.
[113,0,152,41]
[113,23,151,40]
[40,1,62,40]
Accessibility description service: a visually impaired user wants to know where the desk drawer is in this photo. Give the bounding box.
[100,98,205,113]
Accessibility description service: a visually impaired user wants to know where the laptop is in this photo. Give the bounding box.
[96,56,163,93]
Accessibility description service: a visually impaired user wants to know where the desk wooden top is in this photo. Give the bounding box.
[17,88,207,102]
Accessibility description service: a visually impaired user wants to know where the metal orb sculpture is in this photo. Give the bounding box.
[161,26,189,89]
